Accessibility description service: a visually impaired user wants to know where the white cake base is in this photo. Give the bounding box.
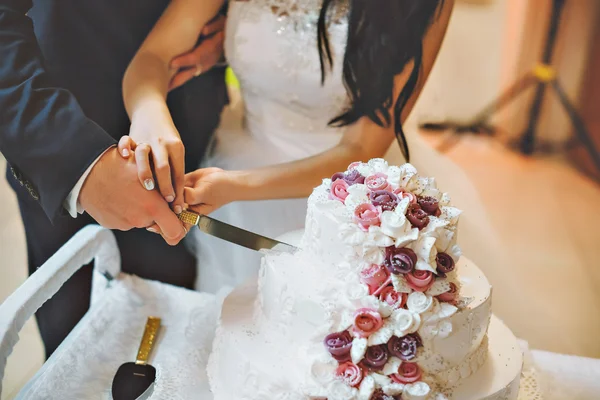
[208,279,523,400]
[449,315,523,400]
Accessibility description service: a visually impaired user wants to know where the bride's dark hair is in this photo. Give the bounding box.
[317,0,444,161]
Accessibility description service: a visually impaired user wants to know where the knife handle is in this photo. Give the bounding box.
[178,210,200,226]
[135,316,161,365]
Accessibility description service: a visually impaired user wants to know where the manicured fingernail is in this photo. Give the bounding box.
[174,205,183,214]
[144,179,155,191]
[122,149,129,157]
[147,227,159,234]
[166,195,175,203]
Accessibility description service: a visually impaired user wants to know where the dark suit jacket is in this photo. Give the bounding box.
[0,0,227,222]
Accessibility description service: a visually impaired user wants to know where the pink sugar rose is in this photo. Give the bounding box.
[366,172,391,192]
[354,203,382,231]
[329,179,350,203]
[437,282,459,304]
[379,286,407,310]
[352,308,384,338]
[348,161,362,170]
[394,188,418,204]
[336,362,364,388]
[406,270,434,292]
[391,362,422,384]
[360,264,390,294]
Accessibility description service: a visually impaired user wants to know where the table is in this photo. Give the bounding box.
[1,226,598,399]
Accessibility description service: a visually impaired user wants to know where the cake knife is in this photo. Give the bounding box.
[178,210,298,253]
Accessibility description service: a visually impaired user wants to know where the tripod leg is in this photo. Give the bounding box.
[551,79,600,173]
[469,74,537,124]
[519,81,547,155]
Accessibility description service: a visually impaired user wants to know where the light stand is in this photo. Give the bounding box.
[421,0,600,173]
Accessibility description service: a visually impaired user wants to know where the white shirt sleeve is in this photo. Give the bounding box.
[64,146,115,218]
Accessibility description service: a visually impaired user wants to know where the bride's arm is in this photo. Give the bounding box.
[122,0,225,212]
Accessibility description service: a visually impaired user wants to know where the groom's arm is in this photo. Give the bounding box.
[0,0,116,222]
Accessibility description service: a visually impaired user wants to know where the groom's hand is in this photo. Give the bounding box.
[168,14,226,90]
[79,147,187,245]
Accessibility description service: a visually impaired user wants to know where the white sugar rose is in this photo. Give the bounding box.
[391,308,422,337]
[403,382,431,400]
[407,292,434,314]
[355,163,375,177]
[368,158,389,174]
[344,184,370,212]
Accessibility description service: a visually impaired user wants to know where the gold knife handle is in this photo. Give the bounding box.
[178,210,200,226]
[135,316,161,365]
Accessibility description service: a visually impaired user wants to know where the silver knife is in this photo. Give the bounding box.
[178,210,298,253]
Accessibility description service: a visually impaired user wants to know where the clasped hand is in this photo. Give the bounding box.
[118,136,241,236]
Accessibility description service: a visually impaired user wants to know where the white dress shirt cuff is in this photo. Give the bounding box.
[64,146,115,218]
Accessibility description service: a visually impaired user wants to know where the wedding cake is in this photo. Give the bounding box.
[208,159,523,399]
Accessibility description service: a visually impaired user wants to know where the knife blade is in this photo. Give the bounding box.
[178,210,298,253]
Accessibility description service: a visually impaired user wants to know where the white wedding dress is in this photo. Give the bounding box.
[190,0,502,294]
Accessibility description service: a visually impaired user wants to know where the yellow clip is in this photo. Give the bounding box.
[532,64,556,82]
[225,66,240,89]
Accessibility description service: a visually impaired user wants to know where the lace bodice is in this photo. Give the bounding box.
[224,0,350,153]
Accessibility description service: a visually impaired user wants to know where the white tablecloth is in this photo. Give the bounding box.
[13,274,600,399]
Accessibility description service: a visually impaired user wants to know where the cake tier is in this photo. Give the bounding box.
[266,230,491,380]
[207,281,521,400]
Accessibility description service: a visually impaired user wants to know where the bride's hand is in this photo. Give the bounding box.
[117,120,186,214]
[183,167,243,216]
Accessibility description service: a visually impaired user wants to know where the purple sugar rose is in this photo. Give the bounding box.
[384,247,417,275]
[418,196,441,216]
[343,169,366,185]
[331,170,365,186]
[361,344,389,371]
[331,172,346,182]
[406,203,430,230]
[435,252,455,277]
[324,331,353,362]
[387,334,422,361]
[370,389,401,400]
[369,190,399,212]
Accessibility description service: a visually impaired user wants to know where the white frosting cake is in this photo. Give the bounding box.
[208,159,523,399]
